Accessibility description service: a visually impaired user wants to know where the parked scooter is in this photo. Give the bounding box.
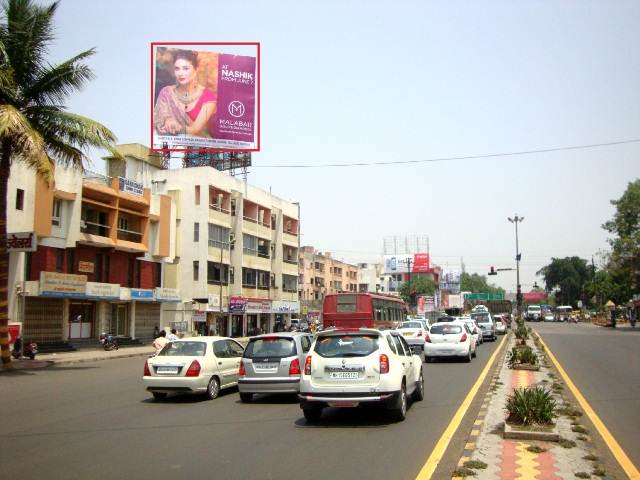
[99,332,119,351]
[11,337,38,360]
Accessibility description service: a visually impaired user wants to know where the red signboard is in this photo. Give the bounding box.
[523,292,547,302]
[413,253,430,272]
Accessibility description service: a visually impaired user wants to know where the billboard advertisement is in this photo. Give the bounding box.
[383,253,430,274]
[439,269,461,293]
[152,44,258,152]
[523,291,547,302]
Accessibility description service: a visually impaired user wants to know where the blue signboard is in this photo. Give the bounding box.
[131,289,154,301]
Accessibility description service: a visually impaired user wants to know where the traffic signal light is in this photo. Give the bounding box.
[488,266,497,276]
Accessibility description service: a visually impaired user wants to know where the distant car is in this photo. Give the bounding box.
[143,337,244,401]
[425,322,477,362]
[472,305,489,313]
[471,311,496,341]
[299,328,424,422]
[397,320,429,356]
[238,332,314,402]
[436,315,456,323]
[458,316,483,345]
[543,312,555,322]
[526,305,542,322]
[493,315,507,334]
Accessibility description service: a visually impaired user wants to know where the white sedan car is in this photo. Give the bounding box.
[143,336,244,401]
[425,322,477,362]
[459,317,483,345]
[397,320,429,356]
[299,328,423,422]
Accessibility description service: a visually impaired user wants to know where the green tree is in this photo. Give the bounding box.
[460,272,505,294]
[399,275,437,305]
[0,0,119,369]
[602,179,640,300]
[536,257,590,307]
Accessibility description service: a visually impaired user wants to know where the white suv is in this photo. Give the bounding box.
[299,328,424,422]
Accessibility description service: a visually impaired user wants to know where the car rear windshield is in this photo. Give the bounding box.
[471,313,491,323]
[436,316,455,322]
[314,334,379,358]
[400,322,423,329]
[430,324,463,335]
[244,338,296,359]
[336,294,357,312]
[158,341,206,357]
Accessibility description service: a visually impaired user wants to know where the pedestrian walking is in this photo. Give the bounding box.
[153,330,168,355]
[167,328,178,342]
[152,326,160,339]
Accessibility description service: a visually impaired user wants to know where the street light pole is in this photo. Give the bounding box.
[407,257,413,311]
[508,215,524,316]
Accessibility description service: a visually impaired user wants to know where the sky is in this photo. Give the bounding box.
[47,0,640,292]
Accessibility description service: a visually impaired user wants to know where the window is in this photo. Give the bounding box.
[208,224,230,249]
[392,335,405,356]
[337,294,357,312]
[386,335,397,354]
[194,185,200,205]
[154,263,162,287]
[300,336,311,353]
[398,336,412,356]
[118,216,128,231]
[193,222,199,242]
[282,274,297,292]
[257,270,270,289]
[207,262,229,284]
[193,261,199,281]
[52,199,62,226]
[15,189,24,210]
[242,268,257,287]
[243,234,258,256]
[66,249,75,274]
[55,249,64,272]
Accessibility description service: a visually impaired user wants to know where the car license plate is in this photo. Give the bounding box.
[254,363,278,370]
[402,332,413,337]
[156,366,179,374]
[328,401,358,407]
[329,371,359,379]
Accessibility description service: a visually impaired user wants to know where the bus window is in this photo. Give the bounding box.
[336,294,357,312]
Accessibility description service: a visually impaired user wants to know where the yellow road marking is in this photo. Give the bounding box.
[415,335,507,480]
[536,333,640,480]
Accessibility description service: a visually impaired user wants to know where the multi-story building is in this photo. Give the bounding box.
[7,144,177,346]
[298,247,358,307]
[116,145,301,337]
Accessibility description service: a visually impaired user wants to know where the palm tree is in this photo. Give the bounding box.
[0,0,119,368]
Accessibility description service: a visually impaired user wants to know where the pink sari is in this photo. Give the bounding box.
[154,86,217,137]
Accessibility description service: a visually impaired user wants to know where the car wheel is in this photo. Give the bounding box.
[390,383,407,421]
[412,371,424,402]
[206,377,220,400]
[472,347,477,358]
[152,392,167,401]
[424,355,431,363]
[303,406,323,423]
[464,349,472,363]
[239,392,253,403]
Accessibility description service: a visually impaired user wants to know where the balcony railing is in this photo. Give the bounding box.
[243,215,258,224]
[209,240,230,250]
[209,203,230,214]
[283,258,298,265]
[117,228,143,242]
[83,170,112,187]
[258,252,270,259]
[81,221,110,237]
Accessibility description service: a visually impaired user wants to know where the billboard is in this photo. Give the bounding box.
[383,253,430,274]
[523,291,547,302]
[439,269,461,293]
[152,44,258,152]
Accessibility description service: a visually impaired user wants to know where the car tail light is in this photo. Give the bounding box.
[185,360,201,377]
[289,358,301,375]
[460,333,468,343]
[417,330,423,337]
[304,355,312,375]
[239,360,246,377]
[143,361,151,376]
[379,354,389,374]
[425,334,432,343]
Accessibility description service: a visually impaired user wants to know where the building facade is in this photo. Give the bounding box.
[298,247,358,307]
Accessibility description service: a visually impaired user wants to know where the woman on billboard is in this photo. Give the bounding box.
[154,50,217,137]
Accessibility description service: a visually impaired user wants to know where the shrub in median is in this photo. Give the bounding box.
[507,346,538,368]
[506,386,557,425]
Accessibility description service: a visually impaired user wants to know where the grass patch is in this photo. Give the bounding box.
[463,460,487,470]
[592,466,606,477]
[557,405,582,417]
[572,425,588,434]
[559,439,577,449]
[574,472,591,479]
[582,454,598,462]
[552,383,563,391]
[577,435,588,441]
[452,467,476,477]
[526,445,547,453]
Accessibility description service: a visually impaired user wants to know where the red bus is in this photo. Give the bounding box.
[322,293,408,330]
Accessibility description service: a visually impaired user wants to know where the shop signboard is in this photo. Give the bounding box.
[191,311,206,323]
[207,293,221,311]
[39,272,86,298]
[131,288,155,301]
[272,300,300,313]
[229,296,247,313]
[171,321,188,332]
[424,295,436,312]
[85,282,120,300]
[6,232,37,252]
[246,299,271,313]
[119,287,131,301]
[154,287,181,302]
[118,177,144,196]
[78,261,95,274]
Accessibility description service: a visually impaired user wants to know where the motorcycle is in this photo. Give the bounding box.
[11,337,38,360]
[100,332,119,351]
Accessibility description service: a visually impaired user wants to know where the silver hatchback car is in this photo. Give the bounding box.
[238,332,314,402]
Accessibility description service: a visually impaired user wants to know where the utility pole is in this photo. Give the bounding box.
[508,215,524,316]
[407,257,413,310]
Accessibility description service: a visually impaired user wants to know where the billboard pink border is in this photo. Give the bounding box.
[150,41,261,153]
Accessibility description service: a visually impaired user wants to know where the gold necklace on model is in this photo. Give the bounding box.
[175,84,199,109]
